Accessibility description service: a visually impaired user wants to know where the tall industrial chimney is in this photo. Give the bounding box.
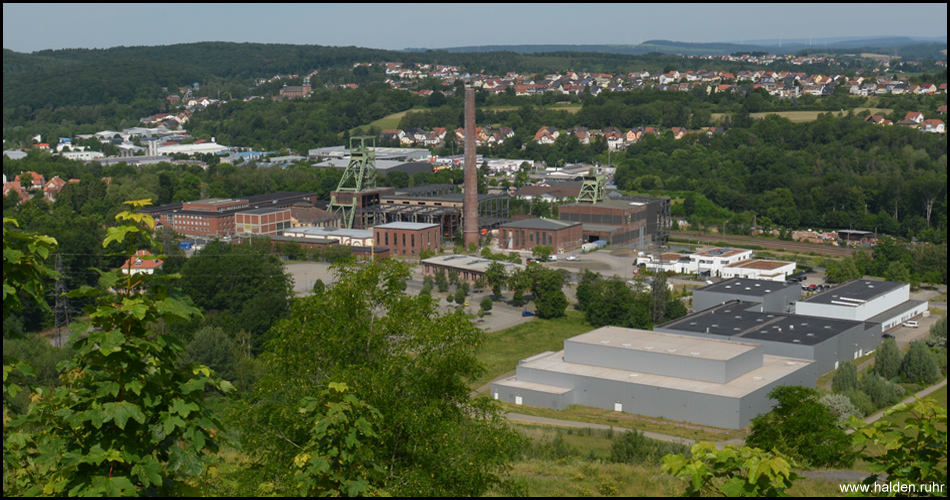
[463,88,479,248]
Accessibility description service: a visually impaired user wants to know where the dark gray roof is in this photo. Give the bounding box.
[659,302,863,346]
[698,278,798,298]
[500,218,582,231]
[801,279,904,306]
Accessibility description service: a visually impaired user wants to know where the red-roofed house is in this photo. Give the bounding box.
[921,119,945,134]
[3,180,31,204]
[121,250,163,276]
[43,175,68,202]
[905,111,925,124]
[16,171,45,191]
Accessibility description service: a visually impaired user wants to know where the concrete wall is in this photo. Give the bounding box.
[562,340,762,384]
[497,367,813,429]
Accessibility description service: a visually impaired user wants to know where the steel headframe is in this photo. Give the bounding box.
[329,136,378,228]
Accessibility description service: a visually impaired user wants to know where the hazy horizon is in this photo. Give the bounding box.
[3,4,946,54]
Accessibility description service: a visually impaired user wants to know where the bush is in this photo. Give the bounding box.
[832,361,858,393]
[746,386,854,468]
[843,390,877,417]
[609,429,690,465]
[899,341,941,385]
[860,374,901,409]
[819,393,861,424]
[872,337,901,381]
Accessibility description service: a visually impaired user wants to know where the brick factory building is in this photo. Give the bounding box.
[498,218,584,253]
[558,197,670,249]
[373,222,442,258]
[235,207,293,236]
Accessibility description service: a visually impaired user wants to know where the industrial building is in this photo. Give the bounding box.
[369,184,510,237]
[373,222,442,257]
[491,327,816,429]
[421,255,524,285]
[235,207,292,236]
[497,218,584,253]
[558,196,670,249]
[795,279,927,332]
[693,278,801,314]
[656,302,879,375]
[282,226,374,247]
[143,192,319,238]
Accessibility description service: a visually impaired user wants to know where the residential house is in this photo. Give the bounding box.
[904,112,925,124]
[864,115,893,126]
[15,171,45,191]
[921,119,945,134]
[3,180,31,204]
[534,126,559,145]
[670,127,688,140]
[121,250,163,276]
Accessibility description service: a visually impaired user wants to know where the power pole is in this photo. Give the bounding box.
[51,253,72,347]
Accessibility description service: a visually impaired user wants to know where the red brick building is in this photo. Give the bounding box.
[235,208,292,236]
[498,218,583,253]
[374,222,442,257]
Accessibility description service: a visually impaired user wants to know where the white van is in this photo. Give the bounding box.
[903,320,919,328]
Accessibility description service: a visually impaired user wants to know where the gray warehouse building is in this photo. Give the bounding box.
[693,278,802,314]
[656,302,881,375]
[795,279,927,332]
[491,327,816,430]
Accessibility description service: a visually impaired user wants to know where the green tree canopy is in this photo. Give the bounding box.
[179,239,292,353]
[746,386,854,468]
[899,340,941,385]
[832,360,859,393]
[873,337,901,381]
[238,261,524,496]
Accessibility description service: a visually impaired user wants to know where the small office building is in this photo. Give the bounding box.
[491,327,816,430]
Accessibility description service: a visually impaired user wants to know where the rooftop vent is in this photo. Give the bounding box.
[793,339,801,343]
[622,343,631,347]
[629,373,639,377]
[667,348,677,353]
[601,340,610,344]
[644,346,654,350]
[691,352,700,356]
[753,376,764,380]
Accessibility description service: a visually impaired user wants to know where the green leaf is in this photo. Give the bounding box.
[169,398,200,418]
[132,456,163,487]
[103,226,138,248]
[102,401,146,430]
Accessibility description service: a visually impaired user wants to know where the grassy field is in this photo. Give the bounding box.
[350,103,584,136]
[347,107,426,135]
[499,400,746,443]
[473,310,591,389]
[501,423,844,497]
[712,107,894,123]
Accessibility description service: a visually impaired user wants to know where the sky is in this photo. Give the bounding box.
[3,3,946,53]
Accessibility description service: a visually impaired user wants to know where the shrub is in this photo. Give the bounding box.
[832,361,858,393]
[819,393,861,424]
[899,341,941,385]
[873,337,901,381]
[610,429,690,465]
[844,390,877,417]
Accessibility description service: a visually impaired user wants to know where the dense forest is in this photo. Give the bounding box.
[6,41,945,144]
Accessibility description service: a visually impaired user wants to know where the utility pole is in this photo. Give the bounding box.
[51,253,72,347]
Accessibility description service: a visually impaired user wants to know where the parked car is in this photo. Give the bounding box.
[522,310,535,317]
[903,321,919,328]
[566,255,578,261]
[882,333,895,339]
